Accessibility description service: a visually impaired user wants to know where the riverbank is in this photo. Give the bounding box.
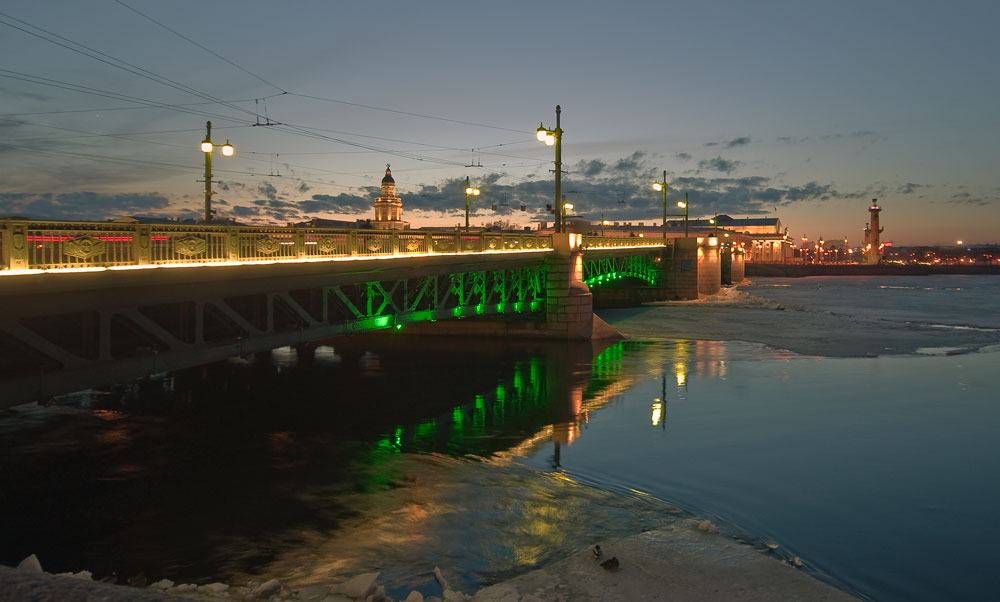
[2,519,862,602]
[746,263,1000,277]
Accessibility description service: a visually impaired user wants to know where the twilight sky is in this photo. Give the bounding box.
[1,0,997,245]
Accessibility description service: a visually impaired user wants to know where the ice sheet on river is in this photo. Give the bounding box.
[599,285,1000,357]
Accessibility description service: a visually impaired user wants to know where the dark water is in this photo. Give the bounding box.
[1,339,680,598]
[3,276,1000,601]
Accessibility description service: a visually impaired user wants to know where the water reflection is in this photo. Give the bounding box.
[1,336,670,592]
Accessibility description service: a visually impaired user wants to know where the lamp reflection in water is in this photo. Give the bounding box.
[651,375,667,429]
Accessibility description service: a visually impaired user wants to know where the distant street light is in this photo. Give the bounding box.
[677,193,689,237]
[655,173,689,238]
[536,105,563,232]
[601,214,611,237]
[562,202,574,225]
[200,120,234,223]
[464,175,480,231]
[652,171,668,241]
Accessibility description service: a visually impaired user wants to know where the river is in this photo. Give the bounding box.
[2,274,998,601]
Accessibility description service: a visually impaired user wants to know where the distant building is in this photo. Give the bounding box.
[585,214,793,262]
[372,165,409,230]
[293,217,369,229]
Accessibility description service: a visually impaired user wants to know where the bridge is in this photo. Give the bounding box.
[0,219,740,408]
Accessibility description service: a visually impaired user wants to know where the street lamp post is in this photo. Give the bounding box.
[562,201,573,226]
[464,175,480,231]
[678,193,689,237]
[652,170,668,241]
[536,105,563,233]
[200,120,234,223]
[653,173,689,238]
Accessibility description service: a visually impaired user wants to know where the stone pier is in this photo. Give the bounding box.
[544,233,615,340]
[697,238,722,297]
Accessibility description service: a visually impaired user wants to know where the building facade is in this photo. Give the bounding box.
[372,165,409,230]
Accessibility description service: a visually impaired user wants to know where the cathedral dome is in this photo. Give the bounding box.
[381,165,394,184]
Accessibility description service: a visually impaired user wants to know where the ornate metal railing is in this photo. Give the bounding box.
[0,219,557,271]
[581,235,666,249]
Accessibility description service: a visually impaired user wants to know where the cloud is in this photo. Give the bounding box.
[614,151,647,173]
[257,182,280,202]
[777,130,882,144]
[698,156,741,174]
[726,136,751,148]
[898,182,926,195]
[675,152,692,161]
[230,205,263,218]
[579,160,607,177]
[0,192,171,220]
[300,193,370,214]
[947,192,989,206]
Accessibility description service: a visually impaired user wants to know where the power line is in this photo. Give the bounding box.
[113,0,287,94]
[0,95,283,118]
[0,11,263,122]
[0,69,250,124]
[288,92,528,134]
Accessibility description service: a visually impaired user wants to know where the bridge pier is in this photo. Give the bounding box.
[698,238,721,297]
[544,234,601,340]
[721,247,745,285]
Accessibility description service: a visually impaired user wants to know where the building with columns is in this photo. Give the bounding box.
[372,165,409,230]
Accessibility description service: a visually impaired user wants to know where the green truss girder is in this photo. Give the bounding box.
[324,265,548,332]
[583,254,660,287]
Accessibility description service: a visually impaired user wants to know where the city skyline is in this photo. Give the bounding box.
[1,0,997,246]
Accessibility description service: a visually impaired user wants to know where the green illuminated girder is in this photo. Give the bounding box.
[323,264,548,332]
[583,253,659,287]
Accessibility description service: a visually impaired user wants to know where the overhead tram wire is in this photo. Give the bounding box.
[0,12,266,123]
[110,3,533,143]
[113,0,286,95]
[7,8,547,178]
[1,11,545,185]
[0,95,286,118]
[0,142,392,195]
[0,119,256,150]
[0,142,255,176]
[287,93,527,134]
[0,70,253,125]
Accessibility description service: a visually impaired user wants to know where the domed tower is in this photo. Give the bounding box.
[373,164,408,230]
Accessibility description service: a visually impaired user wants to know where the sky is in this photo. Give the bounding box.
[1,0,997,246]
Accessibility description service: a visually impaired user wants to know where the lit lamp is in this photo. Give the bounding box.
[562,201,574,224]
[464,175,480,231]
[601,214,611,237]
[652,171,668,241]
[677,193,689,237]
[200,120,234,223]
[536,105,563,232]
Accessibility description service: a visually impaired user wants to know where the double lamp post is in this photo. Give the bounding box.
[200,120,234,223]
[536,108,693,240]
[536,105,566,233]
[652,170,689,239]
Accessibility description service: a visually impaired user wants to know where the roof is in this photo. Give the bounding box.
[381,165,394,184]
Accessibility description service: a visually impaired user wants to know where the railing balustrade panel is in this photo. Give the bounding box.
[2,220,560,271]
